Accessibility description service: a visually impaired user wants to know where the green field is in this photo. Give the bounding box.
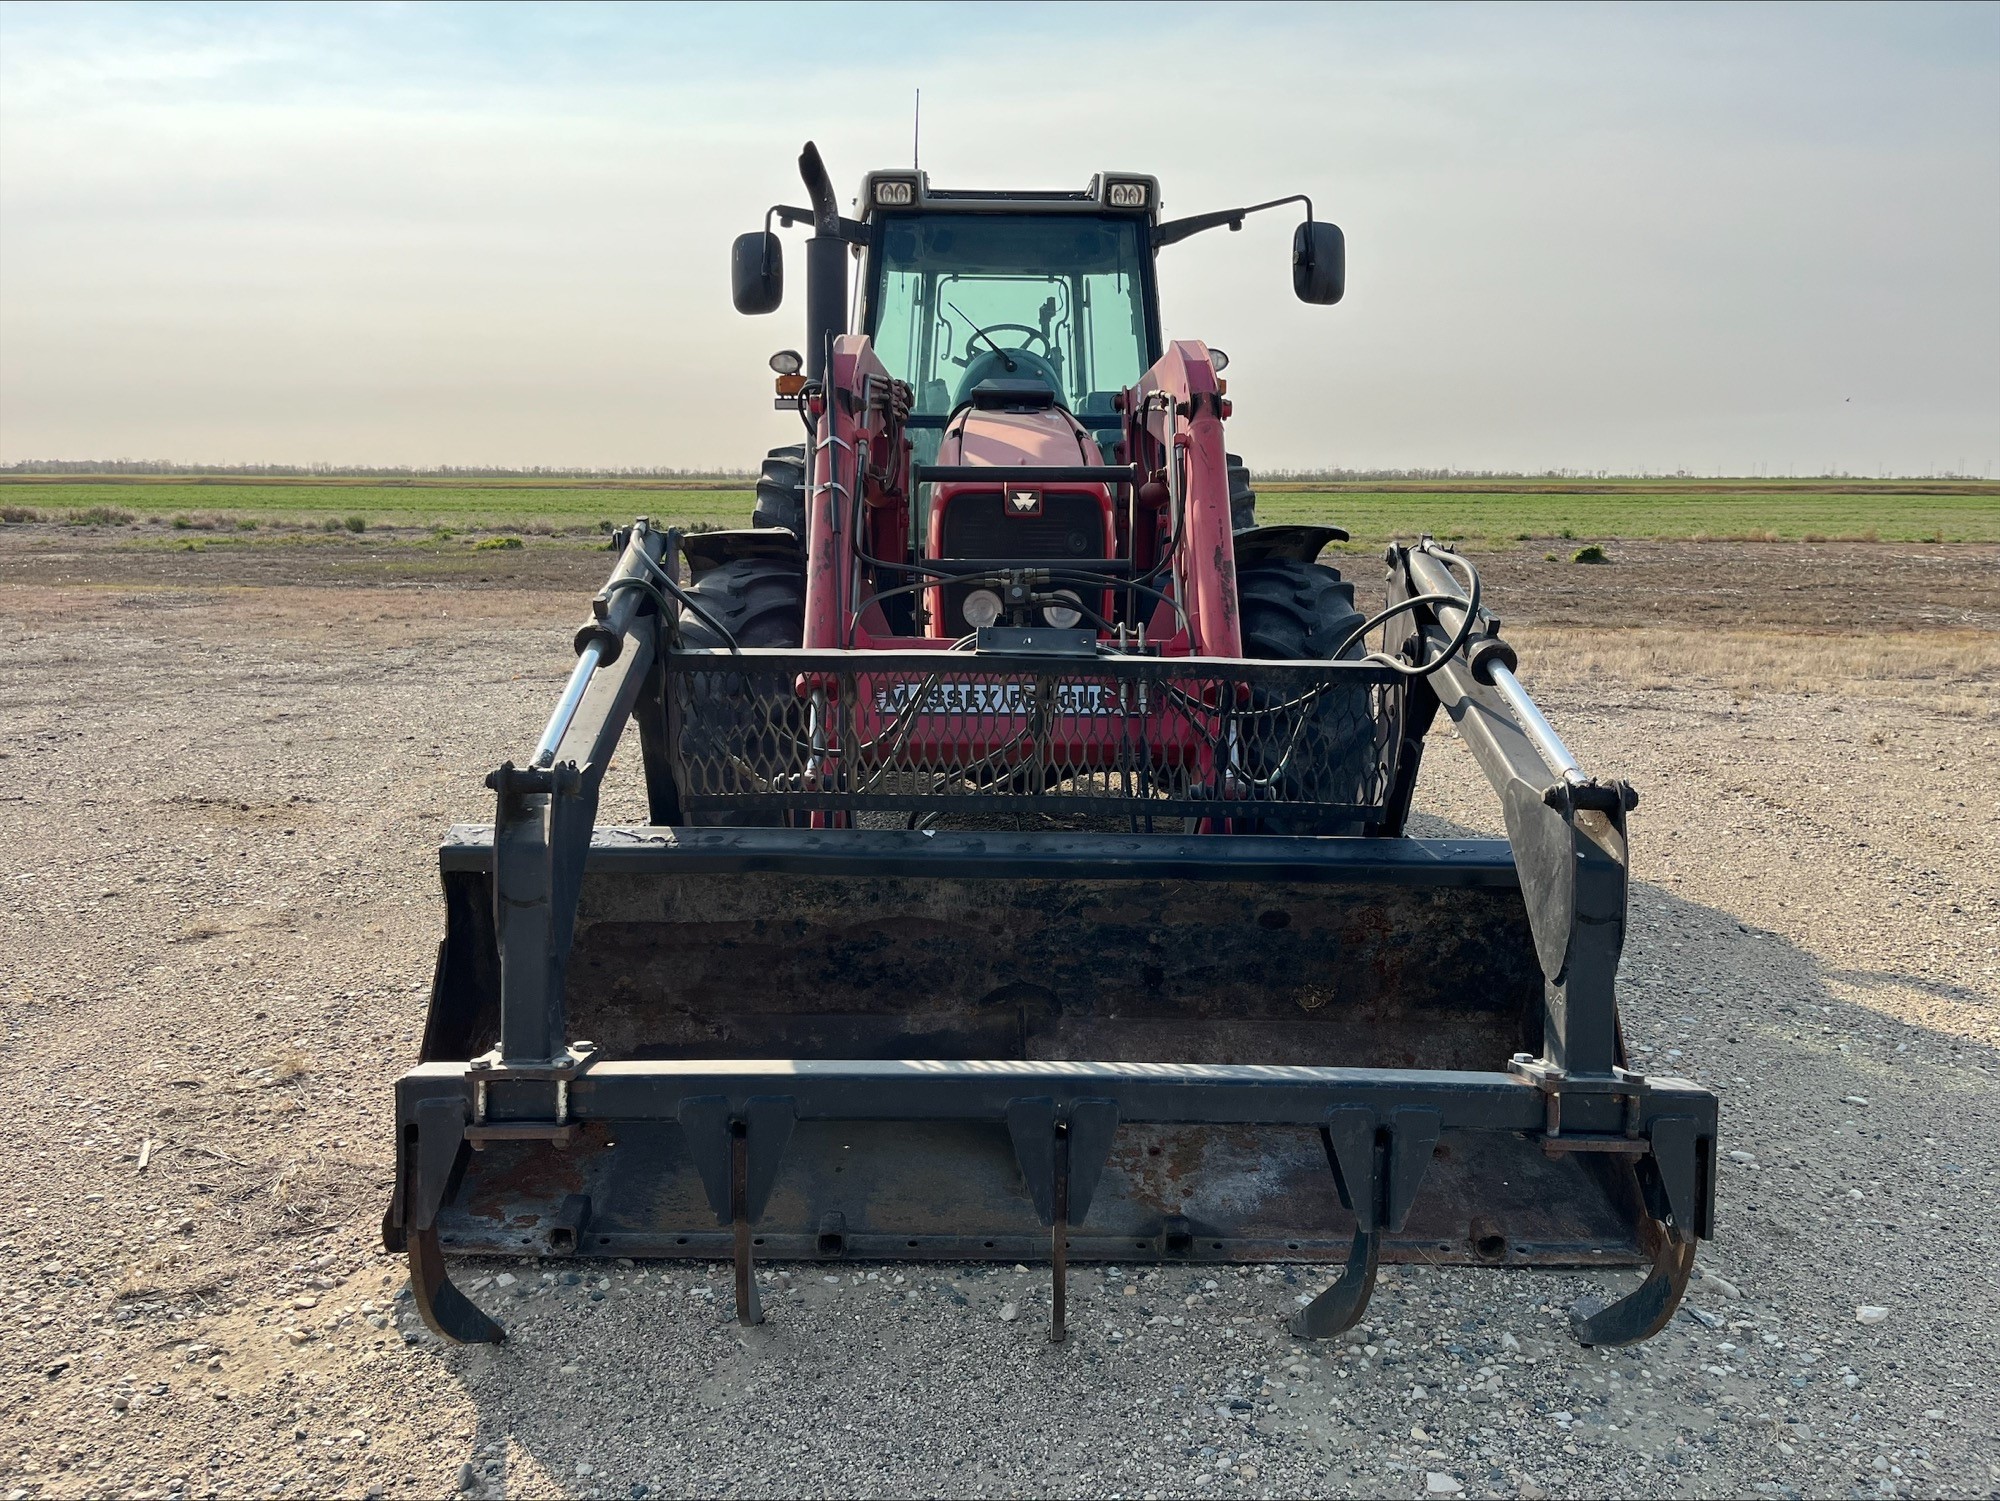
[1,476,1994,544]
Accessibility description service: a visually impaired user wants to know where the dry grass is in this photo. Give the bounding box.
[114,1265,162,1301]
[268,1160,314,1207]
[1509,626,2000,714]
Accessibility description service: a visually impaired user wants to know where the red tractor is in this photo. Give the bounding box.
[682,145,1368,826]
[387,144,1717,1355]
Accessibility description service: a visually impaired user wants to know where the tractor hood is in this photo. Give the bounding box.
[937,391,1106,473]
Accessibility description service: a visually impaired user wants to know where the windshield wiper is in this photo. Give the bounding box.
[944,299,1017,373]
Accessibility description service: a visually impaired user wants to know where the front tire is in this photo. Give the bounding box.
[1234,558,1377,834]
[673,555,805,825]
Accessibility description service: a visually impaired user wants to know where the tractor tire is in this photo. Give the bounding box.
[673,556,805,826]
[751,444,807,535]
[1235,558,1377,835]
[1237,558,1365,661]
[1226,452,1256,533]
[675,555,804,650]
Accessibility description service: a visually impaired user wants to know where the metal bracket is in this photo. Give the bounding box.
[545,1193,592,1255]
[408,1097,467,1235]
[1509,1055,1649,1140]
[1005,1097,1120,1342]
[1645,1115,1706,1241]
[465,1041,598,1147]
[677,1095,797,1325]
[1291,1105,1441,1340]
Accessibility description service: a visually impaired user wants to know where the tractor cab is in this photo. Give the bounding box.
[723,151,1351,648]
[852,174,1165,465]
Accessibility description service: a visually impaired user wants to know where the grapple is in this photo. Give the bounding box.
[384,521,1717,1349]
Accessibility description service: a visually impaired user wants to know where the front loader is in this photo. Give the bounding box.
[385,143,1717,1349]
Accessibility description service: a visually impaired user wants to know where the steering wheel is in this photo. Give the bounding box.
[953,323,1051,365]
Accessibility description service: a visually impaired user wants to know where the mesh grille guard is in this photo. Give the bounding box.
[665,647,1403,823]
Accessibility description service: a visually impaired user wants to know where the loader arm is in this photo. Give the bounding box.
[1126,340,1240,657]
[801,335,914,650]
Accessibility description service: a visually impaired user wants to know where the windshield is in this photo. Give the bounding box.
[868,214,1151,423]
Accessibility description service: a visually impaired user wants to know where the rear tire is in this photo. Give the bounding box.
[1226,452,1255,533]
[752,444,807,535]
[1235,558,1376,834]
[673,556,805,825]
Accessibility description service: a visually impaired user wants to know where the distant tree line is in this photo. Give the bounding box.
[0,459,1987,482]
[1257,466,1992,482]
[0,460,758,480]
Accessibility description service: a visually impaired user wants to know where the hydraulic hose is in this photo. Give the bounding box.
[1335,544,1484,678]
[615,563,741,654]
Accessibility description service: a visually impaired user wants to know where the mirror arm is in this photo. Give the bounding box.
[766,203,868,245]
[1155,193,1315,248]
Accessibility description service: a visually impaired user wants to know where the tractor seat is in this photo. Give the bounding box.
[967,378,1058,411]
[953,348,1065,409]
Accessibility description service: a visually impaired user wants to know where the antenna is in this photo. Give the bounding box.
[913,87,921,171]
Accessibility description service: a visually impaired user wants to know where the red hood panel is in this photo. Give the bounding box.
[941,407,1100,470]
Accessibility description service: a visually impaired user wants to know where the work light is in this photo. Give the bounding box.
[874,179,916,207]
[962,589,1003,629]
[1105,181,1148,209]
[1042,590,1084,630]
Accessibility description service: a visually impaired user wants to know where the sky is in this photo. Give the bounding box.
[1,1,1996,474]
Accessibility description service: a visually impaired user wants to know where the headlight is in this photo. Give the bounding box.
[873,179,916,207]
[1041,590,1083,630]
[1106,181,1148,209]
[962,588,1003,628]
[768,349,803,375]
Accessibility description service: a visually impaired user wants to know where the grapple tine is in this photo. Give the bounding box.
[1050,1125,1069,1345]
[408,1226,505,1344]
[731,1125,764,1326]
[1289,1225,1380,1339]
[1570,1226,1697,1347]
[404,1096,503,1344]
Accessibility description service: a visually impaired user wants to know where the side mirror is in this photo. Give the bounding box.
[731,231,783,314]
[1292,221,1344,305]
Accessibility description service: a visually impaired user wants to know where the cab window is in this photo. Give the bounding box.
[869,214,1150,424]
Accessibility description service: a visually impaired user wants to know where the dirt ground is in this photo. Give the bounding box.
[4,528,1999,633]
[0,529,1995,1501]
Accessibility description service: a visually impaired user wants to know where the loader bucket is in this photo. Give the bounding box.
[396,826,1706,1331]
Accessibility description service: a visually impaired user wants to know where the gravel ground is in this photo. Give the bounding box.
[0,536,1995,1501]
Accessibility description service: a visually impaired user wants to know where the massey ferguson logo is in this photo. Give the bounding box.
[1004,487,1044,516]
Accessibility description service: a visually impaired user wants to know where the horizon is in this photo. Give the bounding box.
[3,459,1996,483]
[3,2,1997,474]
